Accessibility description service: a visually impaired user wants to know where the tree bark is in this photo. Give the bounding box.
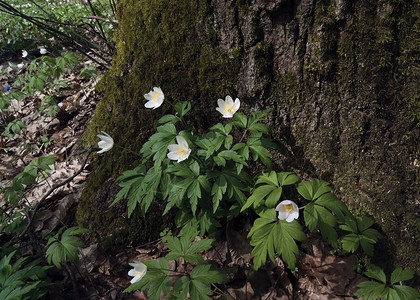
[77,0,420,276]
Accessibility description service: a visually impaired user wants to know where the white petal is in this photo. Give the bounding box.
[217,98,225,108]
[176,136,188,148]
[128,269,137,276]
[223,113,233,118]
[275,202,286,212]
[277,211,289,220]
[145,100,157,108]
[144,93,153,101]
[234,98,240,110]
[153,87,163,94]
[225,95,233,105]
[167,152,180,161]
[168,144,179,152]
[130,275,141,284]
[286,211,299,222]
[216,107,225,115]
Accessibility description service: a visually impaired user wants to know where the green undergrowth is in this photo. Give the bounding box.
[76,0,242,252]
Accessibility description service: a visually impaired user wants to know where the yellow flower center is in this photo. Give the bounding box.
[284,204,293,212]
[152,92,161,103]
[136,271,141,275]
[224,103,235,114]
[176,146,188,157]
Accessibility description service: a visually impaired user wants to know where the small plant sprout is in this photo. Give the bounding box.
[276,200,299,222]
[96,131,114,153]
[216,95,240,118]
[144,87,164,109]
[128,261,147,284]
[22,50,28,58]
[40,47,47,55]
[167,135,191,162]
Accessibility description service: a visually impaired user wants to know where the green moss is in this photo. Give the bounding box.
[77,0,242,253]
[271,0,420,276]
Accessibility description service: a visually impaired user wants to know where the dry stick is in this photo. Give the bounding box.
[18,148,96,239]
[84,15,119,24]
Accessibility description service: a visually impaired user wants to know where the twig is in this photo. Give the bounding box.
[17,148,96,239]
[84,15,119,24]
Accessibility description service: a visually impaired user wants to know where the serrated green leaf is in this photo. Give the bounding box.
[233,112,247,128]
[190,264,227,283]
[256,171,279,187]
[265,187,283,208]
[277,172,300,186]
[364,264,387,283]
[241,184,276,211]
[189,279,212,300]
[186,239,214,255]
[393,285,420,300]
[170,276,190,300]
[297,180,312,200]
[390,268,414,285]
[341,233,360,253]
[159,114,178,124]
[303,203,318,231]
[355,281,386,299]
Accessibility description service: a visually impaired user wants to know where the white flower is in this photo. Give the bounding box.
[40,48,47,55]
[216,95,240,118]
[96,131,114,154]
[128,261,147,284]
[144,87,164,109]
[167,135,191,163]
[22,50,28,58]
[275,200,299,222]
[17,63,24,69]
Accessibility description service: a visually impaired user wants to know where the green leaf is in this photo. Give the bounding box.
[303,203,318,231]
[277,172,300,186]
[341,233,360,253]
[241,184,276,211]
[393,285,420,300]
[190,264,227,283]
[170,276,189,300]
[364,264,387,284]
[189,279,212,300]
[174,101,193,117]
[255,171,279,187]
[248,209,305,270]
[297,180,313,200]
[158,114,178,124]
[185,239,214,255]
[355,281,386,299]
[311,178,333,199]
[265,187,283,208]
[233,112,247,128]
[390,268,414,285]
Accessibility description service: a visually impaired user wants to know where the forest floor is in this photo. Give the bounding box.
[0,55,365,299]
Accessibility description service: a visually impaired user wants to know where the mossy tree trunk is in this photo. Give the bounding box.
[77,0,420,274]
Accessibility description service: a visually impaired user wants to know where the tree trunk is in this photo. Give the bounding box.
[77,0,420,275]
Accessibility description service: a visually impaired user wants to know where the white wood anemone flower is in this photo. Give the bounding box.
[216,95,240,118]
[22,50,28,58]
[275,200,299,222]
[144,87,164,109]
[167,135,191,163]
[40,47,47,55]
[96,131,114,154]
[128,261,147,284]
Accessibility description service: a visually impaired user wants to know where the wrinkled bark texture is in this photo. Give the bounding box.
[77,0,420,275]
